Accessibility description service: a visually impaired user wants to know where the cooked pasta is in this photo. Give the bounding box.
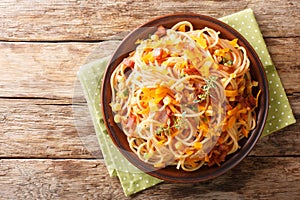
[109,21,260,171]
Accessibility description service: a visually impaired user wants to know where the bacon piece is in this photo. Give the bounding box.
[153,48,164,60]
[183,68,201,75]
[248,95,256,106]
[123,58,135,68]
[126,115,136,129]
[218,64,235,73]
[155,25,166,37]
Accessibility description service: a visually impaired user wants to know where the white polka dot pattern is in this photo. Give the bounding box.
[220,8,295,136]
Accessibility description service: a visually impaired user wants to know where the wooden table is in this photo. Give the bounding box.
[1,1,299,199]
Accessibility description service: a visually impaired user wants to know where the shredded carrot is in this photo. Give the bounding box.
[155,86,172,96]
[227,106,240,116]
[229,38,239,47]
[178,24,186,32]
[168,104,177,113]
[214,48,230,57]
[157,140,166,146]
[237,108,248,115]
[185,150,194,156]
[198,123,209,133]
[225,89,239,97]
[228,116,236,128]
[142,51,155,63]
[204,155,210,162]
[191,35,207,49]
[242,127,249,137]
[139,86,176,114]
[193,142,202,150]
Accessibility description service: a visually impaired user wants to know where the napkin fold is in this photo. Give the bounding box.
[77,8,296,196]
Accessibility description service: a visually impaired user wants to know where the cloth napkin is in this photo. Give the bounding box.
[220,9,296,136]
[77,8,296,196]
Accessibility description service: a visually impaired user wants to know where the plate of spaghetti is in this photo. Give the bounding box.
[101,13,268,182]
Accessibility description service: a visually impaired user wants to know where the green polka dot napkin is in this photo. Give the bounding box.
[77,8,296,196]
[220,8,296,136]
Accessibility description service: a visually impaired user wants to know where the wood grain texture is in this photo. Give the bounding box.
[0,0,298,41]
[0,99,94,158]
[0,97,299,158]
[265,37,300,94]
[0,158,299,199]
[0,39,299,158]
[1,0,299,198]
[0,41,119,99]
[0,38,299,100]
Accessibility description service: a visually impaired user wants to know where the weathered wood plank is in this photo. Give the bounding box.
[0,99,96,158]
[265,38,300,93]
[0,0,298,41]
[0,1,298,199]
[0,38,299,100]
[0,41,119,99]
[251,114,300,156]
[0,159,122,200]
[0,98,299,158]
[0,158,299,199]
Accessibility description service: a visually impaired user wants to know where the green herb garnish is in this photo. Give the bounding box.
[194,76,216,103]
[155,112,186,135]
[123,89,129,97]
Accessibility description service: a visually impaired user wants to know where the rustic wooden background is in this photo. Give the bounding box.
[0,0,299,199]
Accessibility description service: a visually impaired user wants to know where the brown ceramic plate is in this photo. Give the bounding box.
[101,13,269,183]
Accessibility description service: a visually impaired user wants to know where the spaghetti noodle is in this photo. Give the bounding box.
[109,21,260,171]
